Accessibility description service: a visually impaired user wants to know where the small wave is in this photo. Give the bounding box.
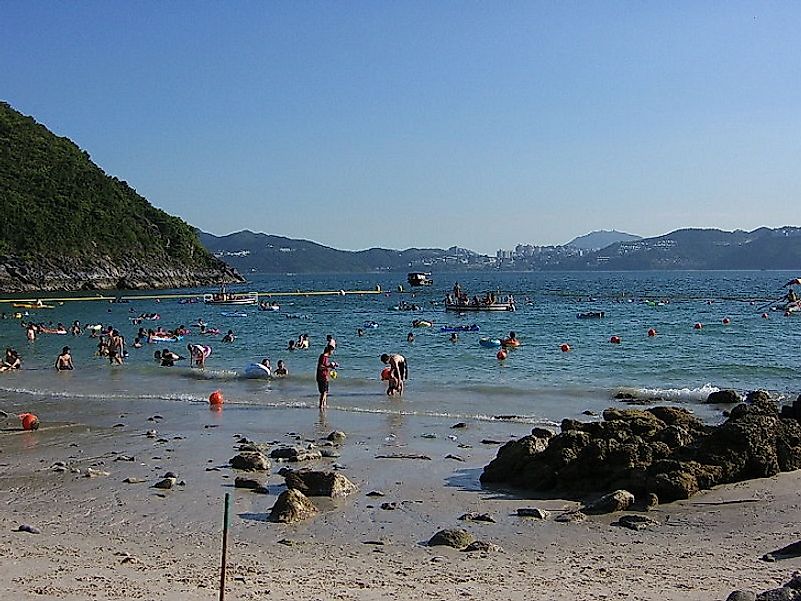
[614,383,720,403]
[326,403,557,426]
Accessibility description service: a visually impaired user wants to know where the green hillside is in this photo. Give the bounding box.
[0,102,239,291]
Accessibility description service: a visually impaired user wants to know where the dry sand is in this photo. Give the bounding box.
[2,401,801,601]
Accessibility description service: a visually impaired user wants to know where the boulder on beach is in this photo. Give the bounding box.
[481,397,801,504]
[428,528,475,549]
[270,447,323,462]
[269,489,318,523]
[582,489,635,514]
[284,469,357,498]
[229,451,270,471]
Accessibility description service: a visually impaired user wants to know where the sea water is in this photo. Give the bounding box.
[1,270,799,429]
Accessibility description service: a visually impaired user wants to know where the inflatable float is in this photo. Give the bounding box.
[243,362,272,379]
[479,337,502,348]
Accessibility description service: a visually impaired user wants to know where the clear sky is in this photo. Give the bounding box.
[3,2,801,254]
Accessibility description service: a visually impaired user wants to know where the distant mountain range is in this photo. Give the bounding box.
[565,230,642,250]
[200,227,801,274]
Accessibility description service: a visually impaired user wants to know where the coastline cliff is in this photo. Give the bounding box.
[0,102,242,292]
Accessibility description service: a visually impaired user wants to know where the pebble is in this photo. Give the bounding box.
[517,507,549,519]
[85,468,110,478]
[235,477,262,489]
[445,454,465,462]
[17,524,41,534]
[458,512,496,523]
[555,511,587,523]
[145,430,157,438]
[380,502,398,511]
[152,477,177,490]
[366,490,386,497]
[320,448,341,458]
[451,422,467,429]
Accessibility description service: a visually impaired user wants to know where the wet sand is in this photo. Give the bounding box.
[1,397,800,600]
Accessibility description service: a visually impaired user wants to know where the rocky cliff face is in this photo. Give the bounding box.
[0,254,242,293]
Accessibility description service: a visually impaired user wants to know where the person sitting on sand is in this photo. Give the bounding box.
[55,346,74,371]
[274,360,288,376]
[1,348,21,371]
[380,353,408,395]
[222,330,236,343]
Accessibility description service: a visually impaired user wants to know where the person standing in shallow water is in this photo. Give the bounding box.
[316,344,335,409]
[380,353,408,395]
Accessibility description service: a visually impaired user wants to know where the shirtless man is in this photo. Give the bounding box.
[108,329,125,365]
[380,353,408,395]
[55,346,74,370]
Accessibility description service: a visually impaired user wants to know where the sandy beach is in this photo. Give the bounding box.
[1,395,800,601]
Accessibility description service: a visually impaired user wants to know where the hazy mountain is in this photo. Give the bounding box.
[565,230,642,250]
[561,227,801,270]
[198,230,483,274]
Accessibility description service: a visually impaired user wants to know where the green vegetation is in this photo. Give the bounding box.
[0,101,215,267]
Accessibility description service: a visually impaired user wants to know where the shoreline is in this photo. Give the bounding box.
[2,395,800,600]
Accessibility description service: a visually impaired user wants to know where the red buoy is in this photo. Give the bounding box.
[19,413,40,431]
[694,323,703,330]
[560,343,571,353]
[609,335,621,344]
[380,367,392,381]
[496,349,508,361]
[647,328,657,337]
[208,390,224,406]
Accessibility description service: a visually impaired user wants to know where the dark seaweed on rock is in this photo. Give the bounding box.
[481,395,801,503]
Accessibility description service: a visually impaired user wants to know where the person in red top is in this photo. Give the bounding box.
[316,344,335,409]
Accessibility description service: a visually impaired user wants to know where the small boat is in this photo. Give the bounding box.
[203,286,259,306]
[407,272,433,287]
[445,291,516,312]
[577,311,605,319]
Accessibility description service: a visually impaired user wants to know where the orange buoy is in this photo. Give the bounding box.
[19,413,40,431]
[647,328,657,337]
[722,317,731,325]
[609,335,621,344]
[693,323,703,330]
[380,367,392,381]
[762,313,769,319]
[208,390,224,406]
[496,349,508,361]
[560,343,571,353]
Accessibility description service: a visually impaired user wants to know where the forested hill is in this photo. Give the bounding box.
[0,102,241,292]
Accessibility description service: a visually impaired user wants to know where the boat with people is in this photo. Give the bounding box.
[203,285,259,306]
[445,283,515,312]
[407,272,433,287]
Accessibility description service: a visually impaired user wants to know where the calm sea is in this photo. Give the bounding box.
[1,271,799,428]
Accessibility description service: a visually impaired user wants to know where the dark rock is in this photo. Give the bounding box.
[327,431,347,444]
[458,512,496,523]
[269,489,318,523]
[152,477,176,489]
[234,477,262,489]
[366,490,385,497]
[746,390,772,404]
[283,470,357,498]
[555,511,586,523]
[380,502,398,511]
[617,514,660,531]
[270,447,323,462]
[428,528,475,549]
[229,451,270,471]
[462,540,503,553]
[726,592,756,601]
[706,389,740,404]
[451,422,467,429]
[762,541,801,562]
[17,524,41,534]
[583,489,635,514]
[320,448,341,458]
[517,507,549,519]
[755,588,800,601]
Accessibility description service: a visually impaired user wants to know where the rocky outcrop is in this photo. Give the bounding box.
[482,397,801,503]
[428,529,475,549]
[283,470,357,498]
[269,489,318,523]
[0,253,241,293]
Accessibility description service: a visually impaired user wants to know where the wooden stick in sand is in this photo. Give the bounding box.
[219,492,231,601]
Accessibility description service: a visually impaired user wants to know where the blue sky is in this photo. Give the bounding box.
[3,2,800,254]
